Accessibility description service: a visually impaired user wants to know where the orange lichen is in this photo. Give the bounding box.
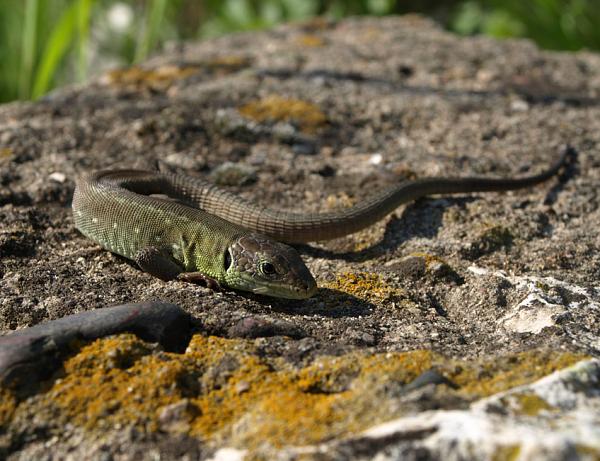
[409,252,448,270]
[296,34,326,47]
[104,56,250,92]
[0,334,588,453]
[238,95,327,132]
[0,388,16,427]
[324,271,406,302]
[454,350,585,397]
[105,65,199,91]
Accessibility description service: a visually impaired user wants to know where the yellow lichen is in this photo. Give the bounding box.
[0,334,588,454]
[492,444,521,461]
[0,147,12,159]
[574,444,600,461]
[104,57,250,91]
[454,350,585,397]
[324,271,406,302]
[509,392,555,416]
[0,388,16,427]
[238,95,327,132]
[296,34,326,47]
[409,252,448,270]
[105,65,199,91]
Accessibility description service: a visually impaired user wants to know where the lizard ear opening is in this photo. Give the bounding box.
[224,248,233,271]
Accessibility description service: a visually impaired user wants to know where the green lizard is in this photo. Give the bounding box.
[72,150,567,299]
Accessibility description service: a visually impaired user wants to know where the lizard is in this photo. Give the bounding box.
[72,149,568,299]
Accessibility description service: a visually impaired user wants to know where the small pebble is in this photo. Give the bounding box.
[48,172,66,183]
[211,162,257,187]
[369,153,383,165]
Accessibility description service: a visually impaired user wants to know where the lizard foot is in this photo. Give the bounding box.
[177,272,222,291]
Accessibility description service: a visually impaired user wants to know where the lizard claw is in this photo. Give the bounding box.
[176,272,222,291]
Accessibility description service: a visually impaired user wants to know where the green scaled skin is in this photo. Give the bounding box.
[72,170,317,299]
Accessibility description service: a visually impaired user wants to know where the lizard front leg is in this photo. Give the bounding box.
[134,246,221,290]
[134,246,183,281]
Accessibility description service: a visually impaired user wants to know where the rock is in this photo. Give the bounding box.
[402,369,458,393]
[0,301,190,387]
[210,162,257,187]
[252,360,600,460]
[158,399,200,433]
[227,316,307,339]
[1,14,599,461]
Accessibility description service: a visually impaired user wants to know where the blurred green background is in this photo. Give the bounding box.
[1,0,599,103]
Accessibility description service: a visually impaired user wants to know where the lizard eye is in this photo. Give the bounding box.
[260,262,276,276]
[224,249,233,271]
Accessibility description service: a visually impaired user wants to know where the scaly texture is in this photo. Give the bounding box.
[71,171,317,298]
[158,149,568,243]
[72,170,245,280]
[72,149,566,296]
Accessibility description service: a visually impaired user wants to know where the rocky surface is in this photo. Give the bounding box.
[0,15,599,460]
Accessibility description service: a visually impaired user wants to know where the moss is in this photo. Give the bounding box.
[238,95,327,133]
[491,444,521,461]
[324,271,407,303]
[0,334,587,453]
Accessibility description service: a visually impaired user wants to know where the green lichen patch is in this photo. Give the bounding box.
[238,95,328,132]
[0,335,587,452]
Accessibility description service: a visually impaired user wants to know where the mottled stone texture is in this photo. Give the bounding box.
[0,15,599,460]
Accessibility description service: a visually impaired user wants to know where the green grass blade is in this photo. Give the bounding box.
[135,0,168,63]
[32,0,81,99]
[19,0,38,99]
[75,0,93,83]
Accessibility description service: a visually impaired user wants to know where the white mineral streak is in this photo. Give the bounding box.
[468,265,600,342]
[207,448,247,461]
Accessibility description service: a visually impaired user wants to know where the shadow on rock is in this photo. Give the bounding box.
[298,197,474,262]
[265,287,375,318]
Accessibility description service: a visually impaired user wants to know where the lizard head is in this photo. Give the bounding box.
[224,234,317,299]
